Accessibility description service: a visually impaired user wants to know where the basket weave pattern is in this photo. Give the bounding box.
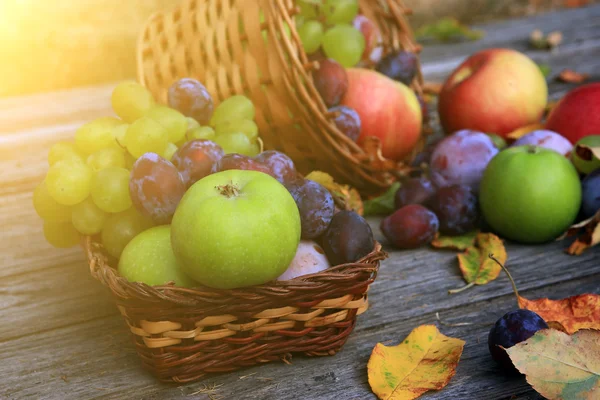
[85,237,387,383]
[137,0,424,193]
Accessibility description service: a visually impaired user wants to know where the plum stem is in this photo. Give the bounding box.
[448,282,475,295]
[488,253,522,308]
[216,182,240,198]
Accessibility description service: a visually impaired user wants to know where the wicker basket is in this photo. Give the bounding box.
[137,0,425,194]
[85,237,387,383]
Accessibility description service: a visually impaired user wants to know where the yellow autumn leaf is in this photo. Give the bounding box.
[305,170,364,215]
[367,325,465,400]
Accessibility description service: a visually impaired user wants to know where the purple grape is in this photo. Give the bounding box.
[581,168,600,219]
[376,51,418,85]
[380,204,439,249]
[428,185,479,235]
[321,211,375,265]
[488,310,548,372]
[330,105,361,141]
[287,179,335,239]
[394,177,437,209]
[313,59,349,107]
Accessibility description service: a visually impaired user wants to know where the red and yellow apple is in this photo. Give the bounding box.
[438,48,548,138]
[545,82,600,144]
[341,68,422,161]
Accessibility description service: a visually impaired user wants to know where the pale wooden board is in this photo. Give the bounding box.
[1,5,600,400]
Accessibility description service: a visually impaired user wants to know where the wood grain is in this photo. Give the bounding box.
[1,5,599,400]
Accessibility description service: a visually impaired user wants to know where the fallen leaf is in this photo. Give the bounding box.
[416,17,484,42]
[538,63,552,78]
[363,182,401,216]
[574,144,600,163]
[305,171,364,215]
[505,329,600,400]
[506,123,544,140]
[518,294,600,334]
[449,233,507,294]
[431,231,478,251]
[357,136,398,172]
[561,210,600,255]
[367,325,465,400]
[529,29,563,50]
[423,82,443,95]
[557,69,590,84]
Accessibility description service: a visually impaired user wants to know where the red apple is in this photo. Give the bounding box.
[438,48,548,138]
[545,83,600,144]
[341,68,422,161]
[353,15,383,67]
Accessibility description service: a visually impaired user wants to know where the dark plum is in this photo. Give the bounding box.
[428,185,479,235]
[172,140,224,188]
[212,153,272,176]
[380,204,439,249]
[488,309,548,372]
[287,179,335,240]
[394,177,437,209]
[313,59,349,107]
[330,105,361,142]
[375,51,418,86]
[254,150,298,185]
[167,78,214,125]
[581,168,600,219]
[321,210,375,265]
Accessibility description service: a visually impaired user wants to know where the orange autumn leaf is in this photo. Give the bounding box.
[560,210,600,255]
[506,123,544,140]
[449,233,507,294]
[367,325,465,400]
[518,293,600,334]
[358,136,398,172]
[557,69,590,84]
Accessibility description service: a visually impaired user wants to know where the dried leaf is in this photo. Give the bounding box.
[574,144,600,163]
[363,182,401,216]
[305,171,364,215]
[431,231,478,251]
[367,325,465,400]
[506,123,544,140]
[357,136,398,172]
[518,294,600,334]
[423,82,443,95]
[505,329,600,400]
[557,69,590,84]
[563,210,600,255]
[449,233,507,294]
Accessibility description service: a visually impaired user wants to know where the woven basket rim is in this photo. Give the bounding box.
[84,236,387,305]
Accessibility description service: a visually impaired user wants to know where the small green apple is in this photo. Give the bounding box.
[479,145,582,244]
[571,135,600,175]
[171,170,301,289]
[118,225,196,287]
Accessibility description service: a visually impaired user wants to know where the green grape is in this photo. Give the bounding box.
[111,81,155,123]
[71,197,107,235]
[101,207,154,258]
[322,25,365,67]
[298,0,321,18]
[187,126,215,141]
[113,124,129,149]
[246,141,261,157]
[210,95,255,126]
[43,221,80,249]
[91,167,132,213]
[214,119,259,141]
[295,15,306,28]
[33,180,72,222]
[146,105,187,144]
[125,116,169,158]
[162,143,178,161]
[46,160,93,205]
[323,0,359,25]
[87,147,126,171]
[48,141,84,166]
[186,117,201,131]
[298,20,324,54]
[213,132,256,156]
[124,153,136,170]
[75,117,123,155]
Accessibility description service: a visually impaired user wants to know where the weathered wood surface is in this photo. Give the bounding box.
[1,5,599,400]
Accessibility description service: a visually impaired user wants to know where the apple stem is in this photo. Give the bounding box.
[488,253,522,309]
[526,145,539,154]
[216,182,240,198]
[448,282,475,295]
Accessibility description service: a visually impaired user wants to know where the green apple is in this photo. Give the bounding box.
[571,135,600,175]
[479,146,582,244]
[118,225,196,287]
[171,170,301,289]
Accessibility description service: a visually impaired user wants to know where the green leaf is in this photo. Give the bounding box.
[538,63,552,78]
[416,17,485,42]
[363,182,400,216]
[431,231,478,251]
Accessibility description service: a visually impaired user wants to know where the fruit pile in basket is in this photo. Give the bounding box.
[34,78,376,289]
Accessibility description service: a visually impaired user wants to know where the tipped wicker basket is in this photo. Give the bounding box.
[85,237,387,383]
[137,0,425,194]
